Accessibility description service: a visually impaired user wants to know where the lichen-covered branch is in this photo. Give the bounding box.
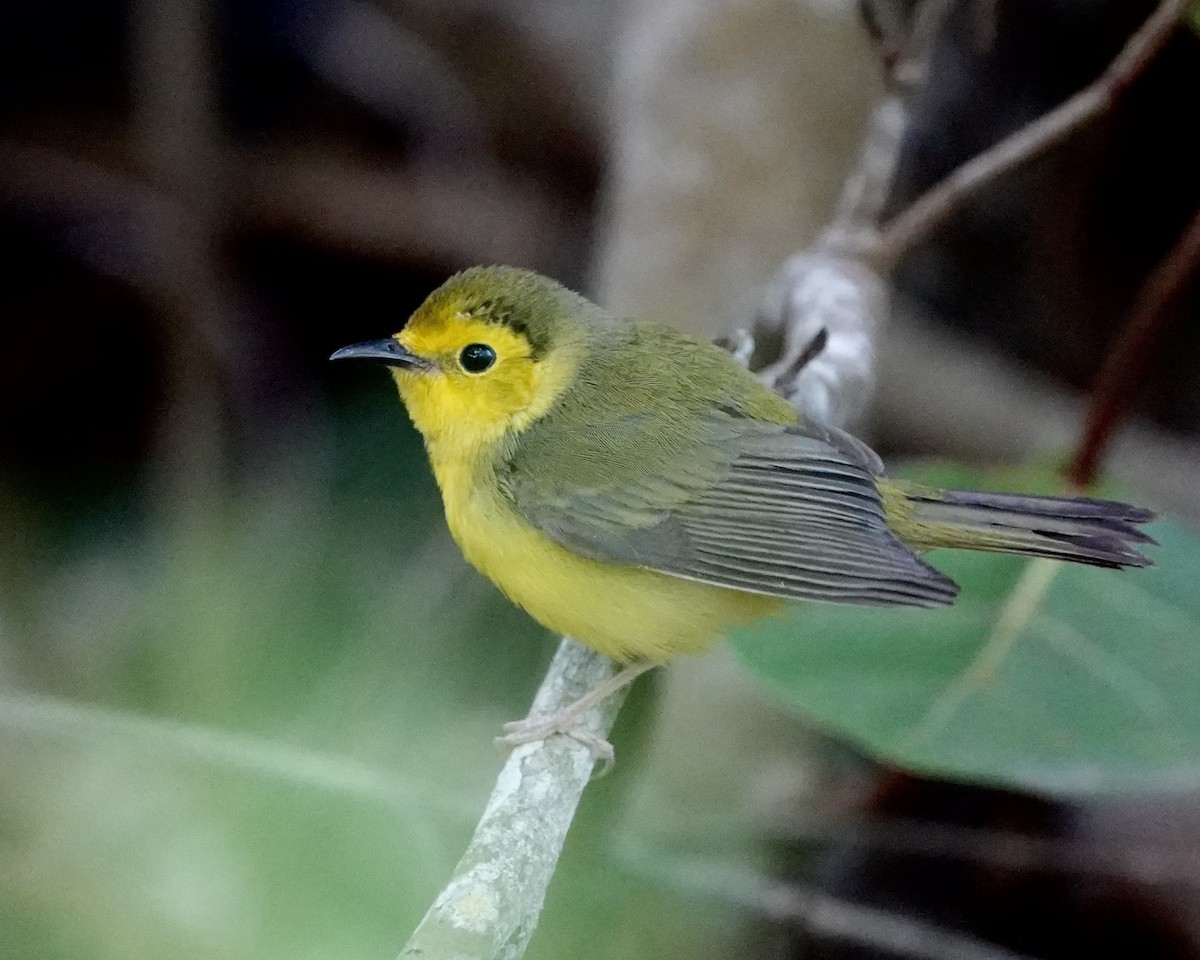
[396,639,624,960]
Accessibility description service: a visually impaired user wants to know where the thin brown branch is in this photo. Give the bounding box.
[0,136,575,277]
[1067,204,1200,488]
[773,811,1200,886]
[765,884,1038,960]
[874,311,1200,521]
[858,0,902,75]
[831,0,961,241]
[619,849,1037,960]
[237,149,573,271]
[872,0,1191,269]
[132,0,230,510]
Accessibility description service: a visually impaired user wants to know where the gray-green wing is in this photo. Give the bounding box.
[502,410,958,608]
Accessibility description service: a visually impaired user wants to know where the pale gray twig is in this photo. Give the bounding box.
[751,74,909,427]
[396,639,626,960]
[749,0,953,427]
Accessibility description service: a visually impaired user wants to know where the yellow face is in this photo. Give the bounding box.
[390,308,574,455]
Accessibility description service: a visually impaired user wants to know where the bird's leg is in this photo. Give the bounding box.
[496,660,657,765]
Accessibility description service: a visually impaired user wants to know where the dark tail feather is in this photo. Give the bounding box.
[900,485,1156,569]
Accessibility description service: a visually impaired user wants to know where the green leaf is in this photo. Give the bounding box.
[729,462,1200,796]
[1190,1,1200,35]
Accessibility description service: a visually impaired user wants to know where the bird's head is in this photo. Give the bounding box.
[331,266,592,449]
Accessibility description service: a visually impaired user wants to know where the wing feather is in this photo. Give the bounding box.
[505,410,958,609]
[683,560,955,606]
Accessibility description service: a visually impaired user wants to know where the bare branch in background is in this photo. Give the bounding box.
[0,142,180,283]
[871,0,1192,269]
[771,810,1200,886]
[619,848,1037,960]
[1068,204,1200,488]
[765,884,1038,960]
[750,0,938,426]
[754,0,1191,443]
[0,138,577,278]
[238,149,575,271]
[132,0,231,510]
[300,0,488,162]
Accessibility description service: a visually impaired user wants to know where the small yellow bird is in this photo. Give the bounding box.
[332,266,1153,754]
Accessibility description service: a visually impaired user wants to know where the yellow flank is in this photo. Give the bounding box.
[435,446,780,663]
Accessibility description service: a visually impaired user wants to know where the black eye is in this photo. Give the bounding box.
[459,343,496,373]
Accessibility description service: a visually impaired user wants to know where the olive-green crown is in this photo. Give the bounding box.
[412,265,599,358]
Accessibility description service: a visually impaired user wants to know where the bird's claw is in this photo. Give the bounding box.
[495,714,616,773]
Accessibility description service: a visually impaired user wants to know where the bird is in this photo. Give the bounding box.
[331,266,1154,758]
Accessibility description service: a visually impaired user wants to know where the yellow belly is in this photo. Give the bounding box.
[438,467,779,663]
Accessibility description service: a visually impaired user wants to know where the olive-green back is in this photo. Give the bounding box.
[500,318,957,608]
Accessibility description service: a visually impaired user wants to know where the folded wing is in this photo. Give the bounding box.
[504,411,958,609]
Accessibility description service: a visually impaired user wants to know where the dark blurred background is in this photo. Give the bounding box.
[2,1,1199,958]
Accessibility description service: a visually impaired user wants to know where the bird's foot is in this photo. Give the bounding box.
[493,660,656,773]
[496,711,616,768]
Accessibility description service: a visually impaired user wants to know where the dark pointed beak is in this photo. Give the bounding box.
[329,338,429,370]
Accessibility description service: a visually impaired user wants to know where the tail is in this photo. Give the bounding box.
[882,481,1156,569]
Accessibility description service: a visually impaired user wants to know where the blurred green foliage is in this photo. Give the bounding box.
[0,389,762,960]
[732,462,1196,796]
[6,384,1193,956]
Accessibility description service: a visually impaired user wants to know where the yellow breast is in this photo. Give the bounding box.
[427,443,778,663]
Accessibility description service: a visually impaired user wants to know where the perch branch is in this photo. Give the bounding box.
[396,639,626,960]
